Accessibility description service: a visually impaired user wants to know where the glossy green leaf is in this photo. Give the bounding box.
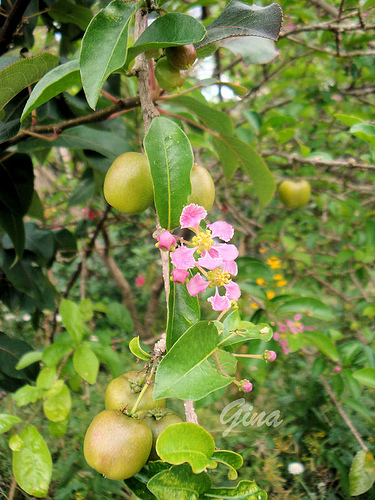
[0,53,58,110]
[9,433,24,451]
[12,385,44,406]
[144,117,194,230]
[42,344,73,367]
[212,135,238,178]
[342,398,373,420]
[276,297,334,321]
[49,419,68,438]
[352,368,375,388]
[148,463,212,499]
[166,279,200,351]
[73,345,99,384]
[36,366,57,389]
[0,153,34,216]
[89,343,123,378]
[211,450,243,480]
[106,302,134,332]
[43,380,72,422]
[303,333,339,362]
[80,0,134,109]
[127,13,205,63]
[224,36,279,64]
[12,425,52,498]
[334,114,364,127]
[236,257,274,281]
[0,414,23,434]
[195,1,282,54]
[21,60,81,121]
[59,299,84,343]
[202,480,267,499]
[216,134,276,206]
[49,0,93,31]
[349,450,375,496]
[15,351,42,371]
[27,190,45,221]
[154,321,236,400]
[219,321,272,349]
[0,333,40,381]
[350,123,375,149]
[156,423,215,473]
[129,336,152,361]
[171,95,234,136]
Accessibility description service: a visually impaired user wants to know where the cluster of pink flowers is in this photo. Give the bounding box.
[157,204,241,312]
[273,314,313,354]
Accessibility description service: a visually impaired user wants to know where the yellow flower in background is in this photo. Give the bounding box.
[277,280,288,287]
[267,256,281,269]
[266,291,275,300]
[250,302,259,309]
[259,247,266,254]
[273,274,284,281]
[256,278,266,285]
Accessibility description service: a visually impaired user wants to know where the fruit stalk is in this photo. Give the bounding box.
[130,366,156,414]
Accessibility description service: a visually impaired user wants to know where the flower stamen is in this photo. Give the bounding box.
[207,268,231,287]
[191,230,214,254]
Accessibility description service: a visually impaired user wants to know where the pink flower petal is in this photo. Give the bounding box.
[279,325,287,333]
[273,332,280,341]
[207,221,234,242]
[213,243,239,262]
[135,274,146,287]
[207,288,231,311]
[186,274,209,296]
[208,247,220,259]
[294,314,302,321]
[158,231,176,251]
[239,380,253,393]
[171,269,189,284]
[264,350,277,362]
[196,252,223,270]
[180,204,207,230]
[170,245,196,270]
[222,260,238,276]
[286,320,294,328]
[224,280,241,300]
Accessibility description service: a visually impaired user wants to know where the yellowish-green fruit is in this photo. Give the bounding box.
[154,58,186,92]
[141,409,184,461]
[103,152,154,214]
[105,371,165,412]
[278,180,311,208]
[188,163,215,211]
[83,410,152,480]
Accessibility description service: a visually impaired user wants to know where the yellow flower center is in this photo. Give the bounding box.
[207,268,231,287]
[191,230,214,254]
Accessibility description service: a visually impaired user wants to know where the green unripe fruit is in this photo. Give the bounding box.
[166,44,197,69]
[103,152,154,214]
[188,163,215,212]
[83,410,152,480]
[141,409,184,461]
[105,371,165,412]
[154,58,186,92]
[278,179,311,208]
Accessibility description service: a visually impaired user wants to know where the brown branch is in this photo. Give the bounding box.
[0,0,32,55]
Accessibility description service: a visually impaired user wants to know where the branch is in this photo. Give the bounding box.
[0,0,32,55]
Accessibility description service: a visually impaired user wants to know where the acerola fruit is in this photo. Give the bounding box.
[154,58,186,92]
[166,44,197,70]
[103,152,154,214]
[105,371,165,412]
[141,409,184,461]
[188,163,215,211]
[83,410,152,480]
[278,179,311,208]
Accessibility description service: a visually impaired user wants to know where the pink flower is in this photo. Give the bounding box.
[170,245,196,270]
[212,243,239,262]
[207,221,234,241]
[171,269,189,284]
[207,289,231,311]
[135,274,146,287]
[239,380,253,393]
[273,332,280,341]
[186,274,209,295]
[180,204,207,230]
[197,252,222,270]
[279,325,287,333]
[294,314,302,321]
[333,366,342,373]
[279,339,291,355]
[286,320,294,328]
[158,231,176,251]
[264,350,277,362]
[223,280,241,300]
[223,260,238,276]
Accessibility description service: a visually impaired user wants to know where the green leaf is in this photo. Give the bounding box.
[156,423,215,473]
[0,334,40,381]
[211,450,243,480]
[0,53,59,110]
[171,95,234,136]
[303,333,339,362]
[43,380,72,422]
[224,36,279,64]
[9,433,24,451]
[129,336,151,361]
[80,0,134,109]
[12,385,44,406]
[59,299,85,343]
[166,279,200,351]
[349,450,375,496]
[276,297,334,321]
[202,480,267,499]
[334,113,364,127]
[148,463,212,499]
[195,1,283,54]
[144,117,194,230]
[106,302,134,332]
[89,343,123,378]
[49,419,68,438]
[212,135,238,179]
[219,320,272,349]
[352,367,375,388]
[0,414,23,434]
[21,60,81,121]
[350,123,375,149]
[12,425,52,498]
[49,0,93,31]
[42,344,73,367]
[236,256,274,281]
[0,153,34,216]
[16,351,42,371]
[216,134,276,206]
[27,190,45,221]
[73,345,99,384]
[36,366,57,389]
[341,398,373,420]
[154,321,236,400]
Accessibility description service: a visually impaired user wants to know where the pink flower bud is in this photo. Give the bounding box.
[158,231,176,251]
[135,274,146,287]
[264,350,277,362]
[171,268,189,284]
[239,380,253,393]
